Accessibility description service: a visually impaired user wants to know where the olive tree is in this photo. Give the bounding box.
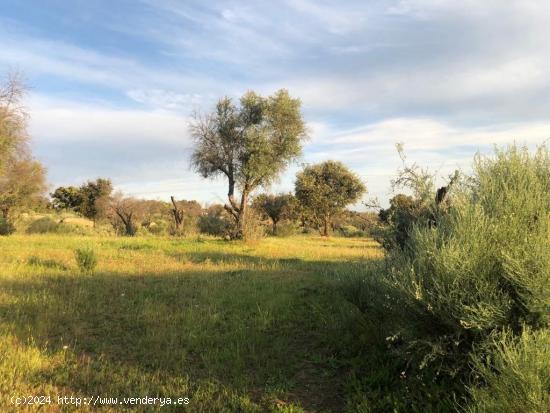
[295,161,366,236]
[191,89,306,238]
[253,193,293,235]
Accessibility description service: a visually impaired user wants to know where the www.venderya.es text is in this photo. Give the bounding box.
[10,395,190,408]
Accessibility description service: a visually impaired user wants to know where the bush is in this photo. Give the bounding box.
[394,146,550,334]
[74,247,98,274]
[380,145,550,402]
[26,217,59,234]
[0,216,15,235]
[468,328,550,413]
[339,224,365,238]
[241,209,265,242]
[274,221,300,237]
[198,205,233,236]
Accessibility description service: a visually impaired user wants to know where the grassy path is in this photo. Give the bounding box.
[0,235,382,412]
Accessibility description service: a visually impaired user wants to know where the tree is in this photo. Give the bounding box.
[0,157,47,221]
[170,196,184,232]
[51,186,83,212]
[0,72,28,171]
[295,161,366,236]
[78,178,113,225]
[191,89,306,238]
[109,194,139,236]
[0,72,47,233]
[253,193,293,235]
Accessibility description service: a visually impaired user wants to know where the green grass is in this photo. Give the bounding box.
[0,234,383,412]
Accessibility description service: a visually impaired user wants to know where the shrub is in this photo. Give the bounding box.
[26,216,59,234]
[275,221,300,237]
[198,205,233,236]
[383,145,550,397]
[394,146,550,334]
[241,209,265,242]
[0,216,15,235]
[339,224,365,238]
[468,328,550,413]
[74,247,98,274]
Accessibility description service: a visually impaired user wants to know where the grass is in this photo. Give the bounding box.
[0,234,383,412]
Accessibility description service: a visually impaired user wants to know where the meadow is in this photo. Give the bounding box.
[0,234,384,412]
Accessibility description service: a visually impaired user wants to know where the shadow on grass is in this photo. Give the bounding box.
[0,257,365,412]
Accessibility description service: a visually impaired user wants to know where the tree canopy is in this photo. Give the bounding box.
[295,161,366,236]
[253,193,294,235]
[191,89,306,238]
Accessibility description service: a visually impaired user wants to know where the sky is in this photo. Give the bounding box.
[1,0,550,207]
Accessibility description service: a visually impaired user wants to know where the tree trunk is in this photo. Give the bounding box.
[272,220,278,235]
[170,196,184,231]
[235,192,248,239]
[322,215,329,237]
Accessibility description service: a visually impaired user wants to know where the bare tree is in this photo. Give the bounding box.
[170,196,184,231]
[109,194,139,236]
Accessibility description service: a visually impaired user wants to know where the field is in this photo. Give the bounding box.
[0,234,383,412]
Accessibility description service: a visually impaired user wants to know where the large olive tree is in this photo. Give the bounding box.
[191,89,306,238]
[295,161,366,236]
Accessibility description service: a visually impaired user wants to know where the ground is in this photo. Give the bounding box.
[0,234,382,412]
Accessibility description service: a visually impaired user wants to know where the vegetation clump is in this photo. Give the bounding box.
[353,145,550,410]
[74,247,98,274]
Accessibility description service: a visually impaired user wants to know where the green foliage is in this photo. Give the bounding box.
[338,224,364,237]
[74,247,97,274]
[78,178,113,223]
[274,221,300,237]
[295,161,366,236]
[191,89,306,238]
[240,208,265,242]
[393,145,550,336]
[377,144,550,409]
[26,216,59,234]
[253,193,294,235]
[27,255,67,270]
[50,186,82,211]
[0,158,47,225]
[377,194,430,250]
[198,205,233,236]
[0,216,14,235]
[468,328,550,413]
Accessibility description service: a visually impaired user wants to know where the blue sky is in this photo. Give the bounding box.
[2,0,550,206]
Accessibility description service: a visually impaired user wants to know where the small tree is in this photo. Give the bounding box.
[295,161,366,236]
[191,89,306,238]
[109,194,140,236]
[0,158,46,223]
[78,178,113,225]
[253,193,293,235]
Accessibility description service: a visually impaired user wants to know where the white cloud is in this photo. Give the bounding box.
[28,95,191,145]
